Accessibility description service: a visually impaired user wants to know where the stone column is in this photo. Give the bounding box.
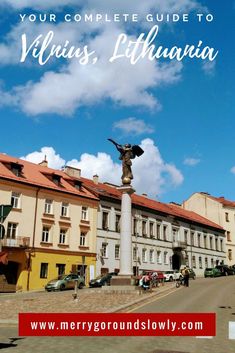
[111,185,135,286]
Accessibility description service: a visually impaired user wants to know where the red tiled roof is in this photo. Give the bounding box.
[207,195,235,208]
[82,179,224,232]
[0,153,98,201]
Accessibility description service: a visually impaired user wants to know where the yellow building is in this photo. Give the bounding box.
[0,154,98,291]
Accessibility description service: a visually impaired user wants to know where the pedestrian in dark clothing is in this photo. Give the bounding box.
[184,268,190,287]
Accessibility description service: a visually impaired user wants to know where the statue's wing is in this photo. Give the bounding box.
[132,145,144,157]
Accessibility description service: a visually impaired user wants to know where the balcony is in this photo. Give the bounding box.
[1,236,30,248]
[172,241,187,250]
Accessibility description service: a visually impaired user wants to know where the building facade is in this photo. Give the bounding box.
[83,179,226,278]
[183,192,235,266]
[0,154,99,291]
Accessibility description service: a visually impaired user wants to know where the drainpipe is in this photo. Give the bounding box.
[26,187,40,291]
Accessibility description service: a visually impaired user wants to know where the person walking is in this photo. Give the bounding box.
[184,267,190,287]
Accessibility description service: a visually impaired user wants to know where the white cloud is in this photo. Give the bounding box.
[202,60,216,76]
[21,147,65,169]
[183,157,200,166]
[20,139,184,198]
[113,117,154,135]
[231,166,235,175]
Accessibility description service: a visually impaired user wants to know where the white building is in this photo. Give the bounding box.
[183,192,235,266]
[83,179,226,278]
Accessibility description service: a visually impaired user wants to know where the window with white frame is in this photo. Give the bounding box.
[80,232,86,246]
[209,236,213,249]
[133,247,138,261]
[228,249,232,261]
[191,231,195,246]
[101,242,108,258]
[115,245,120,259]
[81,206,88,221]
[142,248,147,262]
[192,255,196,268]
[164,251,168,264]
[205,257,208,268]
[115,214,121,233]
[220,239,223,252]
[157,250,162,264]
[44,199,53,214]
[102,211,109,230]
[133,218,138,235]
[6,222,18,239]
[215,237,218,251]
[42,226,50,243]
[211,258,214,267]
[142,220,147,237]
[11,192,21,209]
[149,222,154,238]
[157,224,161,240]
[197,233,201,247]
[204,234,207,248]
[149,249,154,263]
[59,229,67,244]
[163,225,167,241]
[172,228,179,242]
[61,202,69,217]
[184,230,188,244]
[199,256,202,268]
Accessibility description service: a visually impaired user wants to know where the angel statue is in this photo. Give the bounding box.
[108,138,144,185]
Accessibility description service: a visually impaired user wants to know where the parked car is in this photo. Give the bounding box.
[45,274,85,291]
[89,272,118,287]
[181,268,196,280]
[204,267,221,278]
[215,265,234,276]
[163,270,183,282]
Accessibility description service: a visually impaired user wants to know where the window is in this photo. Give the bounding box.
[80,232,86,246]
[156,224,161,240]
[227,231,231,241]
[133,218,138,235]
[101,242,108,258]
[185,255,189,267]
[102,211,109,230]
[191,232,195,246]
[211,258,214,267]
[225,212,229,222]
[184,230,188,244]
[215,238,218,251]
[59,229,67,244]
[81,206,88,221]
[44,199,53,214]
[42,226,50,243]
[115,214,121,233]
[205,257,208,268]
[142,220,147,237]
[164,251,168,264]
[149,249,154,263]
[204,234,207,248]
[172,228,179,242]
[149,222,154,238]
[115,245,120,259]
[197,233,201,247]
[133,247,138,261]
[163,225,167,241]
[40,263,48,278]
[192,255,196,268]
[209,236,213,249]
[220,239,224,252]
[11,192,21,209]
[228,249,232,261]
[56,263,65,276]
[6,222,17,239]
[142,248,147,262]
[61,202,69,217]
[199,256,202,269]
[157,251,162,264]
[11,163,22,177]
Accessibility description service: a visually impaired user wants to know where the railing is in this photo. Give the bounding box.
[1,236,30,248]
[172,241,187,249]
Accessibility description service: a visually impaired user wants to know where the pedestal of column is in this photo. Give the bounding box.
[110,185,135,287]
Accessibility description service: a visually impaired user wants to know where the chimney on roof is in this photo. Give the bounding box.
[63,166,81,179]
[142,193,148,197]
[38,155,48,167]
[93,175,99,184]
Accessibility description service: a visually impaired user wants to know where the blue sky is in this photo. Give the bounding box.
[0,0,234,203]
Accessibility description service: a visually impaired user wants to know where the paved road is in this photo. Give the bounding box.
[0,277,235,353]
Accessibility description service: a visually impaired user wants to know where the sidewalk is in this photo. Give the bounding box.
[0,282,177,324]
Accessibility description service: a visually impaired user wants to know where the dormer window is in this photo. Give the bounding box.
[11,162,23,177]
[52,174,61,186]
[74,180,82,190]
